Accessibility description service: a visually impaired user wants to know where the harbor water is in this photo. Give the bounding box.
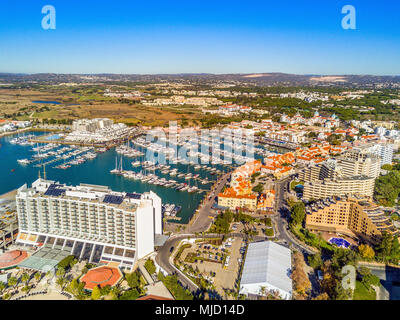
[0,131,221,223]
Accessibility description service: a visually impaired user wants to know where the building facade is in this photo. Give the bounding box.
[303,176,375,201]
[353,143,394,166]
[218,189,257,210]
[305,196,399,244]
[16,179,162,270]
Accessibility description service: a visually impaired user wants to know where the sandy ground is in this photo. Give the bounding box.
[20,291,69,300]
[0,189,17,200]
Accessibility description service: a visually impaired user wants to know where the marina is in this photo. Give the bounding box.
[1,131,254,223]
[3,130,271,223]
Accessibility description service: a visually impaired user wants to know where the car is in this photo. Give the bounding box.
[169,246,174,253]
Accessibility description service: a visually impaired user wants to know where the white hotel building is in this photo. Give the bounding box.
[15,179,162,270]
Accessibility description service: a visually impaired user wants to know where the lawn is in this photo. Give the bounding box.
[353,281,376,300]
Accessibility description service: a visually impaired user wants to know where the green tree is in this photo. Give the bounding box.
[0,282,5,294]
[34,272,41,282]
[374,171,400,207]
[68,278,79,295]
[382,164,393,171]
[144,259,156,275]
[308,253,323,270]
[2,293,11,300]
[110,286,121,300]
[358,244,375,260]
[334,281,353,300]
[56,277,66,290]
[8,276,17,289]
[375,232,399,263]
[119,288,140,300]
[21,273,30,285]
[390,235,400,264]
[56,267,66,278]
[290,202,306,226]
[125,271,141,289]
[91,285,102,300]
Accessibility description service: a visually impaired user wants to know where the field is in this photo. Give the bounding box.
[0,87,204,127]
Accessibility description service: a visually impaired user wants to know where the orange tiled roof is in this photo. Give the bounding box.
[0,250,28,269]
[218,188,256,200]
[80,266,123,290]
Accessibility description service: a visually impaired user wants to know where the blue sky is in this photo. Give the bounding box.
[0,0,399,75]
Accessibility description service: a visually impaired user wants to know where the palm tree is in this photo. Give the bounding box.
[56,277,66,290]
[111,286,121,300]
[21,273,30,286]
[0,282,5,294]
[56,267,65,278]
[7,277,17,290]
[34,272,41,282]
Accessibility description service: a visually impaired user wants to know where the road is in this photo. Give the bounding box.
[186,172,231,234]
[157,172,231,294]
[156,173,317,295]
[156,235,199,292]
[273,175,316,255]
[156,233,232,293]
[358,263,400,300]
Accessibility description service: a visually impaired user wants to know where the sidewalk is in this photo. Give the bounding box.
[137,260,154,285]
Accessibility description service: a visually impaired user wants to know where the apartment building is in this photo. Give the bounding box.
[218,189,257,210]
[298,162,340,182]
[352,143,394,166]
[339,151,381,178]
[72,118,114,133]
[300,149,380,201]
[15,179,162,269]
[303,176,375,201]
[305,196,399,244]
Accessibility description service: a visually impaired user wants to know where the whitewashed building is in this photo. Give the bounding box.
[15,179,162,270]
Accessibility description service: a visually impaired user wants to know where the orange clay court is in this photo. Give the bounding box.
[80,265,123,290]
[0,250,28,269]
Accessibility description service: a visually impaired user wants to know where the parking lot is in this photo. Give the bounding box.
[177,237,246,298]
[231,220,274,238]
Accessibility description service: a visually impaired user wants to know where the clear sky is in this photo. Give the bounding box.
[0,0,399,75]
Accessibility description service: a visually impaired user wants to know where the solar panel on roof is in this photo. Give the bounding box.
[125,193,141,199]
[44,187,66,197]
[103,195,123,204]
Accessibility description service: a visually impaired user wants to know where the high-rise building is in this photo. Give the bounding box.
[15,179,162,270]
[352,143,394,166]
[305,196,399,244]
[299,150,381,201]
[303,176,375,201]
[337,151,381,179]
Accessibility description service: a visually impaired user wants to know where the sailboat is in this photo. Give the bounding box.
[110,156,123,174]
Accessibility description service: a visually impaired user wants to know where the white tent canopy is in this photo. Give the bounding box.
[240,241,292,300]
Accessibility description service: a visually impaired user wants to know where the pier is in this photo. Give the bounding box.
[28,130,145,149]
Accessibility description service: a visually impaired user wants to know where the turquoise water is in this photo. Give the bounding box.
[0,132,224,223]
[32,100,62,105]
[45,134,61,141]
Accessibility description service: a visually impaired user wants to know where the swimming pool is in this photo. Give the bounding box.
[329,237,351,249]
